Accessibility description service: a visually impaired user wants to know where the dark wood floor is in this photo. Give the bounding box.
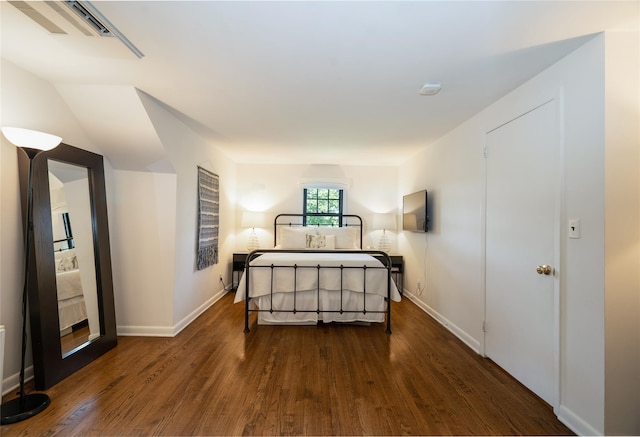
[2,292,573,436]
[61,323,90,355]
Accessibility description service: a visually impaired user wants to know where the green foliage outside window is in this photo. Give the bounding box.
[304,188,343,226]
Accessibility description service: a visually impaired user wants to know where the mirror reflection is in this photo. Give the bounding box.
[48,160,100,357]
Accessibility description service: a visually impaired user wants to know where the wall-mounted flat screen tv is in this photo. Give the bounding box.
[403,189,428,232]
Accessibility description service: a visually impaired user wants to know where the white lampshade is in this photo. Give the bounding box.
[1,127,61,150]
[241,211,265,229]
[373,213,395,253]
[373,213,396,231]
[242,211,265,251]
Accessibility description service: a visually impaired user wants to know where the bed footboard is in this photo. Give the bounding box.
[242,249,395,334]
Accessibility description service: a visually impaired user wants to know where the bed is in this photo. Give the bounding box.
[54,249,88,333]
[234,214,401,333]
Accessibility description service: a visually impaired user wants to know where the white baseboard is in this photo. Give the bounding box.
[172,289,228,336]
[117,288,228,337]
[556,404,601,436]
[402,291,481,354]
[2,366,34,398]
[116,325,175,337]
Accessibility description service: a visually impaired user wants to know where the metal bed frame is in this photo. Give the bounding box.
[243,214,394,334]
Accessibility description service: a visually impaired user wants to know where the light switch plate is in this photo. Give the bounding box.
[569,218,580,239]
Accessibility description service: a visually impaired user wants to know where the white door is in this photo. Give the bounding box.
[485,100,559,406]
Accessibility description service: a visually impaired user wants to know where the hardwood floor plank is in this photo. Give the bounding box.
[2,292,573,436]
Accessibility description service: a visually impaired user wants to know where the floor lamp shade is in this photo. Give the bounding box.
[1,127,62,151]
[1,127,60,424]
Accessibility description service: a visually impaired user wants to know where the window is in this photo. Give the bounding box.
[303,188,343,226]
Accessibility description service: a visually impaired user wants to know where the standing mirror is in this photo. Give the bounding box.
[18,143,117,390]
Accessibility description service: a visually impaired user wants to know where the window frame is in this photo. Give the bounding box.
[302,187,344,226]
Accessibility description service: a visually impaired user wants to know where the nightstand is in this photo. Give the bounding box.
[231,252,248,291]
[373,254,403,293]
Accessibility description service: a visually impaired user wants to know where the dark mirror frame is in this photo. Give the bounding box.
[18,143,117,390]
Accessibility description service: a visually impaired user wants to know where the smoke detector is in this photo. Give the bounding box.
[418,83,442,96]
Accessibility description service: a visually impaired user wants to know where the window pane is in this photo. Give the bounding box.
[328,199,339,213]
[318,189,329,199]
[307,216,321,225]
[307,215,339,226]
[318,199,328,213]
[307,199,318,213]
[307,189,317,200]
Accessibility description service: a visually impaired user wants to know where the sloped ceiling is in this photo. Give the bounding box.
[1,1,638,168]
[55,84,174,172]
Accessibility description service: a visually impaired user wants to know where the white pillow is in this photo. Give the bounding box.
[279,227,309,249]
[324,234,336,249]
[316,226,359,249]
[315,226,333,237]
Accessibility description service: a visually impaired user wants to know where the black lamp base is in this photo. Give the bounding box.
[1,393,51,425]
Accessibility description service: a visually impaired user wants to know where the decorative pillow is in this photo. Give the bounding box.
[306,234,326,249]
[280,227,308,249]
[57,255,78,272]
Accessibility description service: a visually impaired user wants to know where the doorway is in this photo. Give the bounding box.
[484,99,560,407]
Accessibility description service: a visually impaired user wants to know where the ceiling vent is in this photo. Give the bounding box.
[60,1,112,37]
[8,0,144,58]
[52,0,112,37]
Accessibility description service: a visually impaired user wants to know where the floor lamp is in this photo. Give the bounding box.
[1,127,61,425]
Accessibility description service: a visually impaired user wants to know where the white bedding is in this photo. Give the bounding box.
[58,295,88,331]
[234,251,401,325]
[254,290,389,324]
[56,269,84,300]
[56,268,87,331]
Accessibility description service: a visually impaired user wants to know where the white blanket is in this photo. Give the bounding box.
[56,269,83,300]
[58,296,88,331]
[234,252,401,303]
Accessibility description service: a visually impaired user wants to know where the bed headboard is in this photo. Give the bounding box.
[274,214,363,249]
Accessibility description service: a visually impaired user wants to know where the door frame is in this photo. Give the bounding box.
[480,87,564,411]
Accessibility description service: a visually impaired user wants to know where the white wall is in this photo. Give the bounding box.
[138,92,237,333]
[398,116,485,351]
[235,163,398,251]
[109,170,177,335]
[398,32,640,435]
